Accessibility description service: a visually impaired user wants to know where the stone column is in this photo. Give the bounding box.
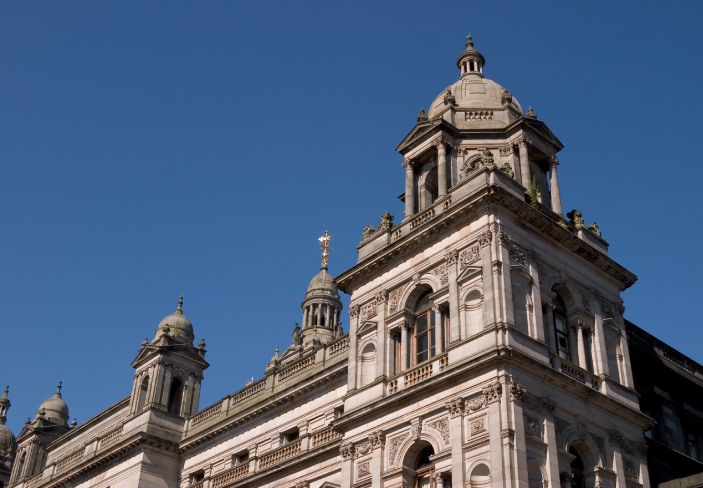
[375,290,388,379]
[508,380,528,488]
[348,305,360,390]
[437,141,447,197]
[446,398,465,488]
[370,431,385,488]
[340,443,354,488]
[400,320,411,371]
[543,403,561,488]
[610,432,628,488]
[433,305,444,353]
[479,230,496,327]
[315,304,320,326]
[576,321,588,370]
[544,304,556,354]
[517,136,530,188]
[434,473,445,488]
[549,158,563,215]
[445,250,460,343]
[302,307,309,329]
[402,160,415,219]
[485,383,505,488]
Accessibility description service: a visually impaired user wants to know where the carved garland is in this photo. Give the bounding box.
[387,432,410,465]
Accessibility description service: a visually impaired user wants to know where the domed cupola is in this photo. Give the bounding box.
[456,35,485,76]
[0,386,16,457]
[300,231,344,348]
[153,296,195,345]
[36,382,69,426]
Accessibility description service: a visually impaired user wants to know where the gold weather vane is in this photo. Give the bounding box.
[318,230,331,268]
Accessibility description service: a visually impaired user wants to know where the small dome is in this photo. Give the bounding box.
[37,382,69,426]
[0,419,15,456]
[154,296,194,344]
[307,267,339,295]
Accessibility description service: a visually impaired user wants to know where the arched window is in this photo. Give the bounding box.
[414,292,436,365]
[414,445,435,488]
[569,447,586,488]
[167,378,184,416]
[137,376,149,412]
[360,343,376,386]
[464,290,483,337]
[15,451,26,480]
[606,340,621,383]
[420,167,439,210]
[469,463,491,488]
[553,296,570,361]
[527,463,544,488]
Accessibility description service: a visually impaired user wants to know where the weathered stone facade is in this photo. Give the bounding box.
[5,36,675,488]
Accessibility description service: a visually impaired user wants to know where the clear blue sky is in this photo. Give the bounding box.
[2,1,702,435]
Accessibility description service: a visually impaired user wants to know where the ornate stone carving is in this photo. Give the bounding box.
[357,461,370,478]
[444,249,459,266]
[375,289,388,304]
[516,135,530,148]
[478,230,493,247]
[589,432,606,454]
[479,148,495,169]
[361,300,378,320]
[508,378,526,402]
[445,398,464,418]
[349,305,360,319]
[579,291,592,314]
[554,417,569,439]
[443,89,456,106]
[369,430,385,449]
[388,432,409,465]
[567,210,585,228]
[459,244,480,269]
[525,416,541,438]
[428,263,448,287]
[417,109,428,123]
[499,163,515,178]
[355,440,372,456]
[388,283,411,314]
[499,144,514,156]
[362,225,376,240]
[401,159,414,169]
[427,416,450,444]
[523,396,556,416]
[500,88,513,106]
[525,107,537,119]
[410,420,422,440]
[465,111,494,121]
[588,222,601,237]
[470,417,486,436]
[482,381,502,403]
[295,481,310,488]
[340,442,354,460]
[378,212,394,233]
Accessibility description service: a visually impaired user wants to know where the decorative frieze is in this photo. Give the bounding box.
[427,416,450,444]
[428,262,448,287]
[459,244,480,269]
[388,283,411,314]
[387,432,409,465]
[470,417,486,436]
[478,230,492,247]
[370,430,385,449]
[525,416,542,439]
[349,305,361,319]
[361,300,377,320]
[554,417,569,439]
[340,442,354,460]
[464,110,493,121]
[444,249,458,266]
[523,396,556,416]
[355,440,372,457]
[357,461,371,478]
[445,398,464,418]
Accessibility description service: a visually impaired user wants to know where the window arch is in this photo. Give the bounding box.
[359,342,376,387]
[512,287,531,336]
[527,462,544,488]
[469,463,490,488]
[136,375,149,412]
[569,446,586,488]
[420,166,439,210]
[414,291,436,365]
[167,378,184,416]
[464,289,483,337]
[552,294,570,361]
[414,445,435,488]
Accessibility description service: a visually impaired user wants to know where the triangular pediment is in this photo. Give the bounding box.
[358,321,377,336]
[457,265,482,283]
[523,118,564,150]
[132,343,209,369]
[396,119,444,153]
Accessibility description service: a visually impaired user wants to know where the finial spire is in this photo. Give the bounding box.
[318,230,332,269]
[55,381,62,398]
[1,386,8,400]
[176,296,184,313]
[466,34,473,49]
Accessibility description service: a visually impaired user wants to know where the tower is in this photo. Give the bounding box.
[0,387,16,488]
[129,297,209,418]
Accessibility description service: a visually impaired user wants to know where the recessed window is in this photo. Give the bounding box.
[281,427,300,445]
[414,292,436,365]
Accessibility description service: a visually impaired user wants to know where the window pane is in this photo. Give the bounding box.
[430,328,436,357]
[555,315,566,333]
[416,314,428,334]
[416,333,428,364]
[416,293,434,312]
[430,310,435,329]
[418,474,431,488]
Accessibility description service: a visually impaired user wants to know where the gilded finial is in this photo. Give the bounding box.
[318,230,332,268]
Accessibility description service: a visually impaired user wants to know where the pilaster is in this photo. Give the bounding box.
[508,379,528,488]
[375,290,388,379]
[486,382,505,488]
[445,398,465,488]
[349,305,360,390]
[370,431,385,488]
[479,230,496,327]
[340,442,354,488]
[445,250,460,343]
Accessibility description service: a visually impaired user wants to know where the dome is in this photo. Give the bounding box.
[154,296,195,344]
[307,267,339,296]
[427,36,522,122]
[0,418,15,456]
[37,382,69,425]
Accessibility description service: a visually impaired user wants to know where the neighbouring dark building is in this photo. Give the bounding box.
[627,320,703,487]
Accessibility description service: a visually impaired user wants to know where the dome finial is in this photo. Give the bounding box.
[1,386,8,400]
[466,34,473,49]
[176,296,184,313]
[318,230,332,269]
[55,381,62,398]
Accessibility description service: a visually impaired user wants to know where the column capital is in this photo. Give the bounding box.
[444,249,459,266]
[482,381,502,404]
[369,430,385,449]
[375,289,389,304]
[508,378,526,402]
[516,134,531,148]
[349,305,361,318]
[478,230,493,247]
[401,159,415,169]
[340,441,354,460]
[444,397,464,418]
[549,156,560,167]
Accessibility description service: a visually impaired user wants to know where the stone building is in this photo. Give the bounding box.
[5,35,696,488]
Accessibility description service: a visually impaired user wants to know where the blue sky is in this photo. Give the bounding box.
[1,1,702,435]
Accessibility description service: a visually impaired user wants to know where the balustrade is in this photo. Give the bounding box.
[309,426,342,448]
[99,426,123,449]
[327,337,350,358]
[409,209,435,231]
[404,362,433,387]
[230,379,266,407]
[190,402,222,428]
[258,439,302,469]
[211,463,249,488]
[278,356,315,383]
[55,448,85,472]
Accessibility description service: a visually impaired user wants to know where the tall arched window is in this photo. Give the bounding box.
[137,376,149,412]
[606,340,621,383]
[360,343,376,386]
[464,290,483,337]
[414,445,435,488]
[569,447,586,488]
[553,296,570,361]
[168,378,183,416]
[415,292,436,365]
[512,287,530,335]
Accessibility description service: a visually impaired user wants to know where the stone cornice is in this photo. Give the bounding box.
[47,397,130,451]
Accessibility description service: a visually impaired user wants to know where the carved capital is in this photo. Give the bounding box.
[402,319,413,331]
[375,289,389,304]
[370,430,385,449]
[444,249,458,266]
[516,135,530,148]
[482,381,502,404]
[508,378,526,402]
[340,441,354,460]
[478,230,493,247]
[349,305,361,319]
[401,159,415,170]
[410,420,422,440]
[445,398,464,418]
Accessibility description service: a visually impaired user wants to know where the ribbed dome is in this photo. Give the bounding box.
[0,418,15,456]
[307,267,339,295]
[154,296,194,344]
[37,383,69,425]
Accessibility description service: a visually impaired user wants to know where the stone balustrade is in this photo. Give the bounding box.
[190,402,222,428]
[309,426,342,448]
[327,337,350,358]
[99,426,123,449]
[278,356,315,383]
[55,447,85,472]
[404,362,433,387]
[552,356,600,390]
[409,209,435,231]
[387,378,398,394]
[258,439,302,470]
[230,379,266,407]
[211,463,249,488]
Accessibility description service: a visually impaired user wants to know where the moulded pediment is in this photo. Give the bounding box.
[396,120,444,153]
[457,265,482,283]
[358,321,377,336]
[510,265,533,285]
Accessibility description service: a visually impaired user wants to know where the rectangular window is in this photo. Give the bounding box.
[584,331,594,372]
[415,311,436,365]
[554,314,570,361]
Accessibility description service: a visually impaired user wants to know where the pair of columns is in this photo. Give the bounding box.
[302,303,337,329]
[517,137,563,215]
[403,141,449,219]
[398,305,446,372]
[543,305,592,371]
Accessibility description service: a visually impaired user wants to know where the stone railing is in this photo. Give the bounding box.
[404,362,433,387]
[231,379,266,407]
[438,354,449,372]
[258,439,302,470]
[211,463,249,488]
[387,378,399,394]
[443,196,452,210]
[190,481,205,488]
[409,209,435,231]
[99,425,123,449]
[327,337,350,358]
[393,228,402,240]
[278,356,315,383]
[55,447,85,472]
[559,361,585,383]
[552,356,600,390]
[310,426,342,448]
[190,402,222,428]
[25,474,43,488]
